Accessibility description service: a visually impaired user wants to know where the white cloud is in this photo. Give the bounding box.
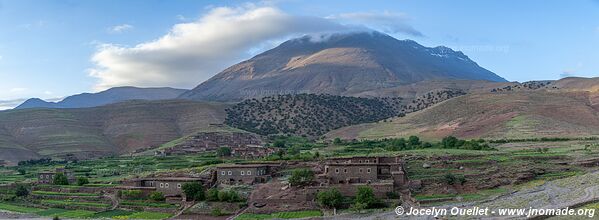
[329,11,423,37]
[9,88,27,93]
[0,99,26,110]
[109,24,133,33]
[89,5,346,91]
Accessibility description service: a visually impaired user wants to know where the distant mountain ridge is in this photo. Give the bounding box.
[180,31,506,101]
[15,87,188,109]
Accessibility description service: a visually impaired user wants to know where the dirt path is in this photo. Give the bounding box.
[171,202,195,219]
[330,171,599,220]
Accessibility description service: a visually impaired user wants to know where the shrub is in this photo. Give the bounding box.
[355,186,378,209]
[17,169,26,175]
[149,192,165,202]
[120,190,144,199]
[182,182,205,201]
[211,207,224,216]
[316,188,343,208]
[444,173,457,185]
[217,147,232,157]
[76,177,89,186]
[53,173,69,185]
[206,188,219,201]
[288,169,314,186]
[15,185,29,197]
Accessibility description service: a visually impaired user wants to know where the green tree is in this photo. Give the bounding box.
[273,140,286,148]
[76,177,89,186]
[17,169,26,175]
[217,147,232,157]
[288,169,314,186]
[149,191,165,201]
[206,188,219,201]
[355,186,377,209]
[333,138,343,145]
[442,136,459,148]
[408,136,421,146]
[316,188,343,208]
[53,173,69,185]
[182,182,205,201]
[15,185,29,197]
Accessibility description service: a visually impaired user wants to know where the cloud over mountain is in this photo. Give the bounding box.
[89,5,347,91]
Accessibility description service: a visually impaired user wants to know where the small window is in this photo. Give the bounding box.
[228,171,232,175]
[241,171,245,175]
[177,183,181,188]
[160,183,164,188]
[359,168,363,173]
[344,169,347,173]
[366,160,369,163]
[221,171,225,175]
[165,183,169,188]
[335,168,339,173]
[248,171,251,175]
[367,168,371,173]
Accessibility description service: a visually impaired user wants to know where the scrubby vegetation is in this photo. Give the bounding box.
[225,91,465,137]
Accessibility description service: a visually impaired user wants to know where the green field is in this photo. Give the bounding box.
[235,210,322,220]
[32,191,100,197]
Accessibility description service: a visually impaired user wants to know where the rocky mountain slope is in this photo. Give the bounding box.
[16,87,187,109]
[180,31,506,101]
[0,100,230,164]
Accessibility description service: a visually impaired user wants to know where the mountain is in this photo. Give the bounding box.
[180,31,506,101]
[15,87,188,109]
[326,78,599,140]
[0,100,231,164]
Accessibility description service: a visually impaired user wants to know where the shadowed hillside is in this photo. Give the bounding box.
[0,100,230,164]
[16,87,187,109]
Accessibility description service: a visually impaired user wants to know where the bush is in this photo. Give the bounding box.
[211,207,224,216]
[206,188,219,201]
[17,169,26,175]
[316,188,343,208]
[76,177,89,186]
[53,173,69,185]
[444,173,457,185]
[15,185,29,197]
[120,190,144,199]
[149,192,165,202]
[217,147,232,157]
[355,186,378,209]
[288,169,314,186]
[182,182,205,201]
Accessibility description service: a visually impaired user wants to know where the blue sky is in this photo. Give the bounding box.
[0,0,598,107]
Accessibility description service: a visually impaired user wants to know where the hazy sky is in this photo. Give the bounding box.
[0,0,598,107]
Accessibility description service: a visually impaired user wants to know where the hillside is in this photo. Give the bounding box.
[15,87,187,109]
[180,31,506,101]
[326,90,599,140]
[225,90,464,137]
[0,100,230,164]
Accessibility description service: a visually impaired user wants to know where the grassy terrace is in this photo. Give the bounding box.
[0,202,172,219]
[32,191,100,197]
[236,210,323,220]
[42,199,111,208]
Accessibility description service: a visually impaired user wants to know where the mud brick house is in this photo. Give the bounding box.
[37,168,76,184]
[312,156,409,198]
[123,177,206,198]
[216,163,280,185]
[231,145,276,159]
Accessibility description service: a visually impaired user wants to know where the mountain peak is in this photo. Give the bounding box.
[180,32,506,101]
